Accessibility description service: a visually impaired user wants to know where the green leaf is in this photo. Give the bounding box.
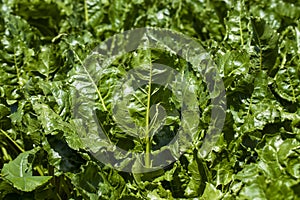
[1,148,52,192]
[32,101,84,150]
[239,180,267,200]
[275,65,300,103]
[230,71,281,134]
[0,104,10,119]
[200,183,223,200]
[184,152,209,197]
[251,17,279,70]
[224,0,251,48]
[216,50,250,88]
[70,162,124,199]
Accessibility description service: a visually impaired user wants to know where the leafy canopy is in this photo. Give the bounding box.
[0,0,300,199]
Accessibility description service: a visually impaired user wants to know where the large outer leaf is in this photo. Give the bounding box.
[1,148,52,192]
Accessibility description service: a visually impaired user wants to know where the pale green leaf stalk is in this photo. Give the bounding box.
[84,0,89,23]
[141,36,153,168]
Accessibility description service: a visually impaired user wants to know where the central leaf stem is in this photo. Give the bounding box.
[145,64,153,168]
[84,0,89,22]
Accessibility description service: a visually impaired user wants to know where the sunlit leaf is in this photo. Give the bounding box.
[1,148,52,192]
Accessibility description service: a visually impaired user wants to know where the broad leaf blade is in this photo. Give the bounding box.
[1,148,52,192]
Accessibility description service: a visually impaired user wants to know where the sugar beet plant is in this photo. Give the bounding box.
[71,27,226,175]
[0,0,300,199]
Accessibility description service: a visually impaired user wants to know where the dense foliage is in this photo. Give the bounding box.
[0,0,300,199]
